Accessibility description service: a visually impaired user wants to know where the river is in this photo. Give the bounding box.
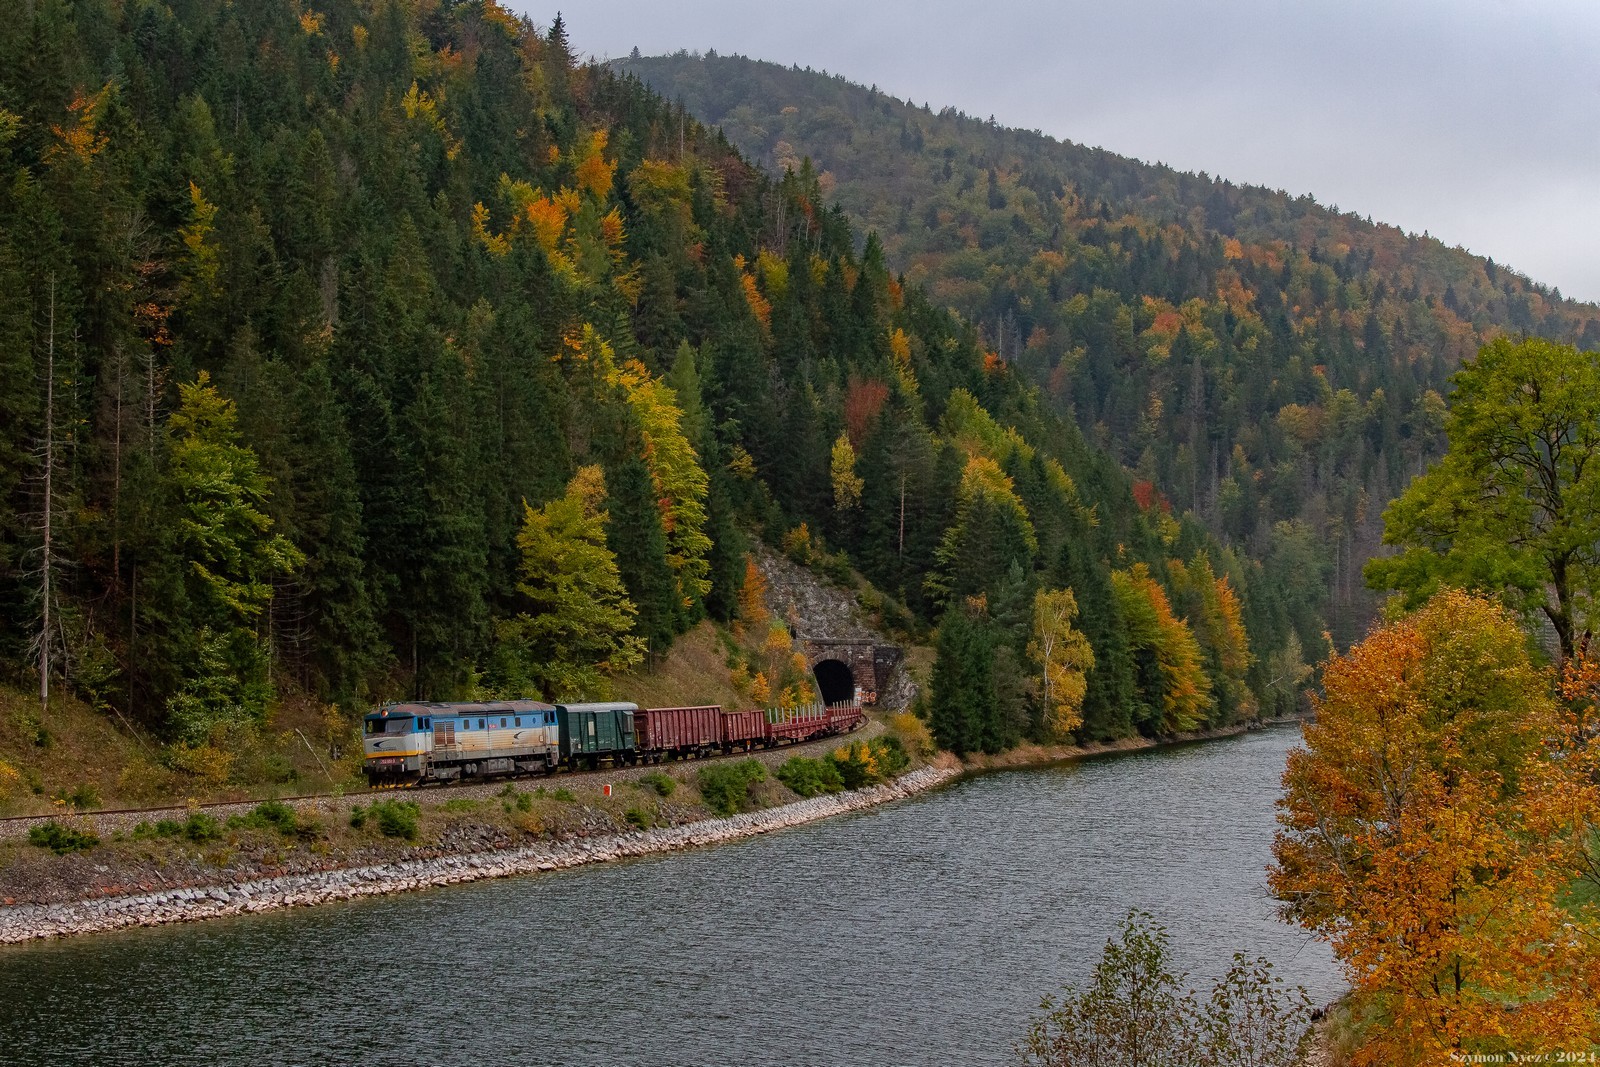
[0,725,1339,1065]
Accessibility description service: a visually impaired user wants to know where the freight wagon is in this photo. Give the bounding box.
[557,702,638,770]
[719,708,767,753]
[634,705,721,761]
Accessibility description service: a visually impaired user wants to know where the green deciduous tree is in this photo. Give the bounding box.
[491,466,643,699]
[1020,911,1312,1067]
[1367,337,1600,660]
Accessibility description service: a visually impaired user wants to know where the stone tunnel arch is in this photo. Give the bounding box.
[812,658,856,705]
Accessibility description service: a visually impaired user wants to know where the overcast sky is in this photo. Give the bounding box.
[516,1,1600,303]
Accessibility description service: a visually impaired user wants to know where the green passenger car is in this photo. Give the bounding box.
[556,702,638,768]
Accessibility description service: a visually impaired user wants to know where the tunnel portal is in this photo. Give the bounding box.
[812,658,856,705]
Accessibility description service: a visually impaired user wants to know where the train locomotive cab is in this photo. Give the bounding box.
[363,699,562,786]
[363,706,429,785]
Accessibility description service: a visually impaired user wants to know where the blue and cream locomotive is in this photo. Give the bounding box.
[362,700,638,785]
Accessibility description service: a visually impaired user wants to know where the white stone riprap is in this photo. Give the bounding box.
[0,765,958,944]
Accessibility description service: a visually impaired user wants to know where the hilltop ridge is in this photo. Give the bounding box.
[622,50,1600,644]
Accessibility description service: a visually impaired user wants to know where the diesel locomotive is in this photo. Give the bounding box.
[362,699,864,786]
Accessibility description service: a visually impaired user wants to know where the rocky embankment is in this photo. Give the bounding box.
[0,763,958,944]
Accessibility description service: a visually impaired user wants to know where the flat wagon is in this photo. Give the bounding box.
[765,703,833,746]
[826,702,866,735]
[636,705,721,761]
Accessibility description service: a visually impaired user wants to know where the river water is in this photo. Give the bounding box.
[0,725,1340,1066]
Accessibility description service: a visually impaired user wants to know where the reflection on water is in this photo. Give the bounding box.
[0,726,1339,1066]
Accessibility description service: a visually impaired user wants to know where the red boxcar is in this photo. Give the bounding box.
[635,705,721,760]
[720,709,767,752]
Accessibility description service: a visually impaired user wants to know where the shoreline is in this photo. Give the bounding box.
[0,718,1306,945]
[956,718,1292,774]
[0,763,960,945]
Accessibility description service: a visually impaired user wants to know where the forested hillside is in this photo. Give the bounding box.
[0,1,1311,777]
[621,52,1600,645]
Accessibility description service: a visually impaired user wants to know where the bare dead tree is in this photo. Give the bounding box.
[33,274,59,711]
[142,338,162,458]
[110,344,126,576]
[899,473,907,557]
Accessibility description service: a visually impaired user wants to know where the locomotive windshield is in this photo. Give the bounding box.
[363,715,413,736]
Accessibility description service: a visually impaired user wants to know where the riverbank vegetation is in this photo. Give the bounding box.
[997,337,1600,1065]
[1019,910,1312,1067]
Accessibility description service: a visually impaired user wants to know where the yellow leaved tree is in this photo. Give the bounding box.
[1027,588,1095,740]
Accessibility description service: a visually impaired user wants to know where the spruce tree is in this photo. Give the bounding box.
[396,363,490,698]
[701,457,748,622]
[1054,529,1136,741]
[928,602,993,756]
[281,361,384,701]
[142,373,302,741]
[606,455,679,655]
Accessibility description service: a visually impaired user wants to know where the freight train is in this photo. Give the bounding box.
[361,699,865,786]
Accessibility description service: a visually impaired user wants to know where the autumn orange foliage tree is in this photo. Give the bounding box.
[1271,590,1600,1064]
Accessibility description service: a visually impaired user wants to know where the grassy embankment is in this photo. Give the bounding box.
[0,684,358,816]
[0,712,939,906]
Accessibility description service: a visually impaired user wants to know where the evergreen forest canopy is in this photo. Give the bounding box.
[0,0,1477,761]
[620,51,1600,649]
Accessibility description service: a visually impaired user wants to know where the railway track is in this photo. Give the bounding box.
[0,717,885,839]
